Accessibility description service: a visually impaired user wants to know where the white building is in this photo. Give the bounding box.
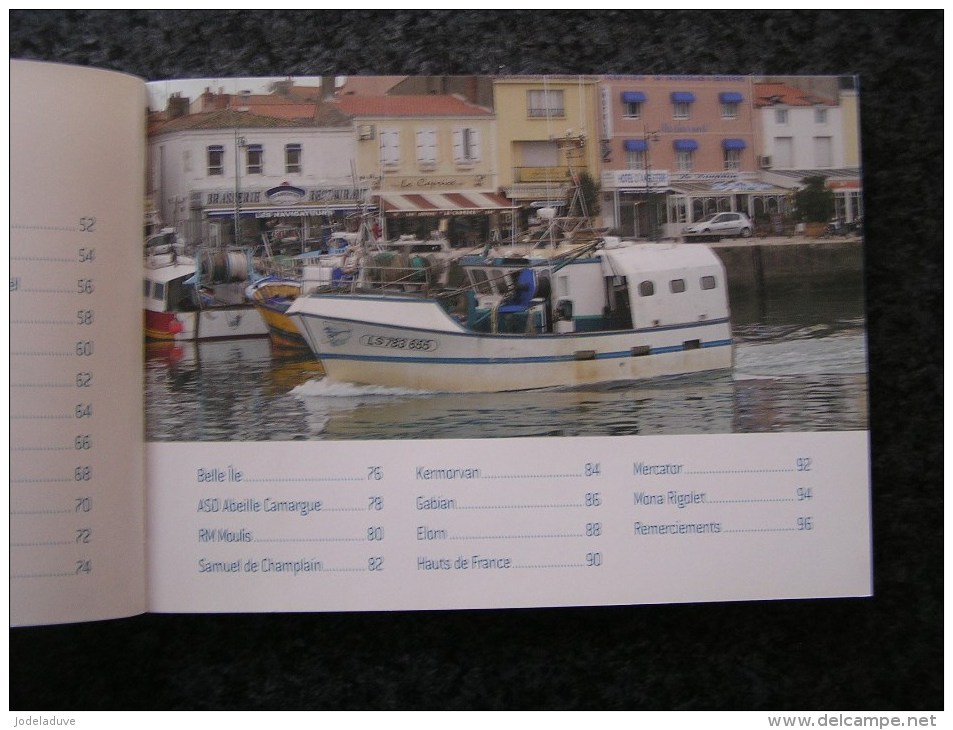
[148,98,362,246]
[753,80,863,224]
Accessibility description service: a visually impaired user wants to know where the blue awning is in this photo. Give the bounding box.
[673,139,698,151]
[722,138,747,150]
[719,92,744,104]
[623,139,648,152]
[671,91,695,103]
[621,91,646,103]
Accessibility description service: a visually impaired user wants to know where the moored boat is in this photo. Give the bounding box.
[286,239,733,393]
[143,229,268,342]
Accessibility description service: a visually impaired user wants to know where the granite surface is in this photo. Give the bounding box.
[9,9,942,710]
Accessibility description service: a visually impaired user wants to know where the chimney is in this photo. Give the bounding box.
[167,93,189,119]
[321,75,336,101]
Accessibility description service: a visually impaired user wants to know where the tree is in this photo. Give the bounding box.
[569,170,601,220]
[794,175,835,223]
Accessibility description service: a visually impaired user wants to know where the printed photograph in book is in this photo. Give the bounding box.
[143,74,866,442]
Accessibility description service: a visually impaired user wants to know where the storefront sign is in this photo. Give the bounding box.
[265,184,306,205]
[384,174,488,191]
[661,123,708,134]
[601,169,670,190]
[670,171,748,183]
[517,167,574,183]
[199,186,367,209]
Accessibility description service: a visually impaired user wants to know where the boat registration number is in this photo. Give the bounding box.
[361,334,438,352]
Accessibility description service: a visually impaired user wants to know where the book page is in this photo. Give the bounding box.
[9,60,147,625]
[143,73,871,612]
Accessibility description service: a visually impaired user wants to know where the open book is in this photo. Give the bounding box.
[10,60,872,627]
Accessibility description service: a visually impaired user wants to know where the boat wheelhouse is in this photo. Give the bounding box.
[143,231,267,342]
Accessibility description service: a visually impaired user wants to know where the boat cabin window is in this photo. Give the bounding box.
[638,280,655,297]
[143,279,151,297]
[153,282,166,301]
[700,275,717,290]
[468,268,494,295]
[669,278,686,294]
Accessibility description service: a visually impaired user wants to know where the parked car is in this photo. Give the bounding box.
[682,212,753,240]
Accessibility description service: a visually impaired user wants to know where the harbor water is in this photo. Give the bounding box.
[144,275,868,441]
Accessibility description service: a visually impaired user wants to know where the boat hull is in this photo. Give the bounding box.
[144,305,268,342]
[288,295,732,392]
[250,282,310,352]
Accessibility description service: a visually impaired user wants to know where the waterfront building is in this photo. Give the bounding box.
[330,93,513,245]
[753,78,863,224]
[492,76,601,227]
[598,76,792,238]
[148,83,363,248]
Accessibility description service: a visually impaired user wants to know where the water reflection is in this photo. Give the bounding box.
[145,279,868,441]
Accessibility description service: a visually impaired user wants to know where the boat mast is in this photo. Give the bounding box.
[234,126,245,248]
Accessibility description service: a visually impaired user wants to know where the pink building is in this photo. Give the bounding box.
[598,76,788,238]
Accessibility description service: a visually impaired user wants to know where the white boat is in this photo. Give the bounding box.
[143,229,268,342]
[286,239,733,393]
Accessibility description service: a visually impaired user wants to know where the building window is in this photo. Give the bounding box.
[719,92,743,119]
[621,91,646,118]
[700,275,717,290]
[676,150,694,172]
[775,108,789,125]
[207,145,224,176]
[285,143,302,174]
[379,128,400,169]
[724,148,741,170]
[626,149,646,170]
[415,128,437,168]
[669,279,686,294]
[623,101,642,118]
[638,280,655,297]
[453,127,481,164]
[527,89,564,118]
[246,144,263,175]
[813,136,833,167]
[815,107,828,124]
[721,102,739,119]
[774,137,793,167]
[671,92,695,120]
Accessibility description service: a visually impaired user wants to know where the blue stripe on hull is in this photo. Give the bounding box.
[315,338,733,366]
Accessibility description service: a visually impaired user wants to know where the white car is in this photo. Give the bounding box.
[683,212,753,239]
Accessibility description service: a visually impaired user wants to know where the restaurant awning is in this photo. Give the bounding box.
[376,191,518,216]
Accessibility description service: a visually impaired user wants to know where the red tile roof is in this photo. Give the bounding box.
[149,109,313,135]
[754,83,835,107]
[337,76,407,96]
[332,94,492,118]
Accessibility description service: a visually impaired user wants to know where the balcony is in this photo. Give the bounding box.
[514,166,574,183]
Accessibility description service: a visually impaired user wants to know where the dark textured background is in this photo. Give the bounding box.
[9,10,942,710]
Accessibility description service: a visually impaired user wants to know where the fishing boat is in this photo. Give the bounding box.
[249,230,456,352]
[286,237,733,393]
[143,228,268,342]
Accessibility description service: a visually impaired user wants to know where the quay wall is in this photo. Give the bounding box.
[708,237,865,290]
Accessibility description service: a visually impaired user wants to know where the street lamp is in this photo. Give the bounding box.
[234,130,246,246]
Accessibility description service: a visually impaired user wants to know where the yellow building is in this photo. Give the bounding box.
[493,76,601,218]
[332,94,515,243]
